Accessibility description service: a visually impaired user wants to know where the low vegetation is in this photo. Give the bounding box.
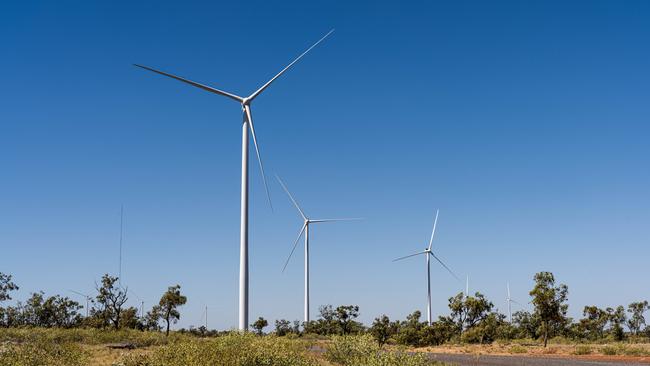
[120,333,318,366]
[0,339,88,366]
[2,270,650,365]
[325,334,434,366]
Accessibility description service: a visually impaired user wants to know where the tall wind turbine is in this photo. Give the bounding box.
[276,175,358,323]
[465,275,469,297]
[135,30,334,330]
[393,210,460,325]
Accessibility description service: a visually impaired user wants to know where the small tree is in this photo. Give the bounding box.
[580,305,609,340]
[143,307,162,331]
[512,310,539,339]
[119,307,142,329]
[252,317,268,335]
[606,306,626,341]
[95,274,128,329]
[275,319,292,336]
[529,272,568,347]
[627,301,649,336]
[0,273,19,303]
[369,315,394,347]
[158,285,187,336]
[448,292,493,334]
[334,305,360,335]
[395,310,424,346]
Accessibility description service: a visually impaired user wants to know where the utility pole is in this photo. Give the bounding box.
[119,205,124,285]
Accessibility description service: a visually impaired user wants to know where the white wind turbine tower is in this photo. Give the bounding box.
[276,175,359,323]
[506,282,524,322]
[507,283,512,322]
[135,30,334,330]
[393,210,460,325]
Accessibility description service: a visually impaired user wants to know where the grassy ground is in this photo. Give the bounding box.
[8,328,648,366]
[0,329,441,366]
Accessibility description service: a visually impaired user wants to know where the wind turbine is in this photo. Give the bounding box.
[276,175,359,323]
[135,30,334,330]
[393,210,460,325]
[69,290,92,317]
[465,275,469,297]
[506,282,525,322]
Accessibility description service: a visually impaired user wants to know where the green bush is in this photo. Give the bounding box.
[325,334,437,366]
[0,327,174,347]
[121,332,316,366]
[573,345,592,355]
[0,340,88,366]
[508,345,527,354]
[601,345,617,355]
[621,346,649,356]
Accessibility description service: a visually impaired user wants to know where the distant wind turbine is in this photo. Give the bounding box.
[135,30,334,330]
[506,282,525,322]
[276,175,360,323]
[465,275,469,297]
[393,210,460,325]
[69,290,92,317]
[128,289,147,318]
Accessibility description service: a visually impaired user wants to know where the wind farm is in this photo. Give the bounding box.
[2,2,650,366]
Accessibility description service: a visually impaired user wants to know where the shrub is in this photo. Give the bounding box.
[0,327,175,347]
[509,345,527,354]
[0,340,88,366]
[601,345,617,355]
[622,346,649,356]
[573,345,592,355]
[325,334,436,366]
[121,332,317,366]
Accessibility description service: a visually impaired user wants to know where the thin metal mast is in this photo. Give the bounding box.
[119,205,124,284]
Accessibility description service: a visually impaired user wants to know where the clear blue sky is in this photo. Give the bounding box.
[2,0,649,330]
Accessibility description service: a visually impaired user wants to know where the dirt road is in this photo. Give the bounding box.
[427,353,650,366]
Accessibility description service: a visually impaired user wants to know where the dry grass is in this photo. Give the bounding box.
[414,341,650,360]
[81,344,154,366]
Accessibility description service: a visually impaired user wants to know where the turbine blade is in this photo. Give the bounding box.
[511,299,525,307]
[427,209,439,251]
[133,64,243,103]
[68,289,88,298]
[244,105,272,210]
[392,250,427,262]
[430,252,461,282]
[309,218,363,223]
[248,29,334,101]
[282,223,307,273]
[275,175,306,220]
